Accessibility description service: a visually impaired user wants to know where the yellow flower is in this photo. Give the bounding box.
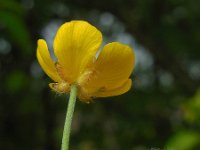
[36,20,135,102]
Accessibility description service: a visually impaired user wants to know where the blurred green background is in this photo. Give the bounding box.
[0,0,200,149]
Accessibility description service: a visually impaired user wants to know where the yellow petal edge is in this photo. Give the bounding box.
[36,39,61,82]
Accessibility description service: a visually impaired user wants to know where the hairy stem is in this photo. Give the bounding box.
[61,84,77,150]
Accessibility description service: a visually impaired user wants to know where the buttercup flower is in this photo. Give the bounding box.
[37,20,135,102]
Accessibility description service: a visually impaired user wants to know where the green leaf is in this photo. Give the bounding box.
[0,0,24,15]
[165,131,200,150]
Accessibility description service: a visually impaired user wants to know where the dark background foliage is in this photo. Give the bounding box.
[0,0,200,149]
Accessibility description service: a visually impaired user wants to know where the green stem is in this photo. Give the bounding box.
[61,84,77,150]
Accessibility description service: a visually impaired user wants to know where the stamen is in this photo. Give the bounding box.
[77,86,93,102]
[77,70,96,86]
[49,82,70,93]
[55,62,71,82]
[55,62,65,80]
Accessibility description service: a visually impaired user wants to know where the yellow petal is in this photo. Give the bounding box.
[83,42,135,92]
[53,20,102,83]
[78,79,132,101]
[36,39,62,82]
[94,79,132,97]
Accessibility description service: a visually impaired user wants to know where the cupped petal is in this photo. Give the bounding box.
[83,42,135,91]
[53,20,102,83]
[94,79,132,97]
[78,79,132,101]
[36,39,62,82]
